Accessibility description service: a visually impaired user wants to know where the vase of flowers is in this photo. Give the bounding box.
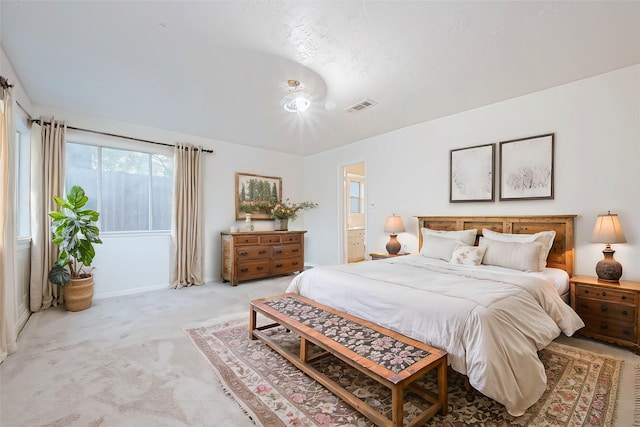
[271,199,318,231]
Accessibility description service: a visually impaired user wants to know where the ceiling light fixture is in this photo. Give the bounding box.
[281,80,310,113]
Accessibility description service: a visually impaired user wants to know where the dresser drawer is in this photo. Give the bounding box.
[575,285,638,304]
[272,244,302,259]
[281,234,302,244]
[272,257,303,273]
[237,260,271,279]
[582,316,637,342]
[575,297,637,323]
[236,246,271,260]
[260,235,282,244]
[234,235,259,245]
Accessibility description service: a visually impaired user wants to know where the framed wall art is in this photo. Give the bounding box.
[499,133,554,201]
[235,172,282,219]
[450,143,495,202]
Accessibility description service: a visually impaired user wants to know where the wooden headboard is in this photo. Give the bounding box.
[416,215,576,276]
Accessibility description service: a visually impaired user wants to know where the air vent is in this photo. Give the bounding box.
[344,98,378,113]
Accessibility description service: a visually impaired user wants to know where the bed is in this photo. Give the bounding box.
[286,215,585,417]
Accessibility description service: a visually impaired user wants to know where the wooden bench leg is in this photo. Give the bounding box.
[391,386,404,427]
[249,307,257,340]
[300,336,310,362]
[439,358,448,415]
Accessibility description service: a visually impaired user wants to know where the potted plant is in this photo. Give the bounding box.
[48,185,102,312]
[270,199,318,231]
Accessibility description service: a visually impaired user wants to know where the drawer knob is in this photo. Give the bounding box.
[292,261,299,266]
[600,323,608,330]
[622,310,628,316]
[292,249,299,253]
[239,251,248,256]
[621,295,627,301]
[240,268,249,273]
[257,266,263,270]
[623,329,630,335]
[259,250,266,254]
[580,303,588,309]
[601,291,607,297]
[276,250,282,254]
[275,264,283,268]
[584,289,589,294]
[600,304,608,312]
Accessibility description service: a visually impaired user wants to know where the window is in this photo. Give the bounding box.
[66,142,173,232]
[349,180,364,214]
[15,122,30,238]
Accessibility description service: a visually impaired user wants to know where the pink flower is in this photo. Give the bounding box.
[291,393,305,403]
[255,384,272,395]
[314,413,332,425]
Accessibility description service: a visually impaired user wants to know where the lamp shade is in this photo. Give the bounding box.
[384,215,405,234]
[591,212,626,244]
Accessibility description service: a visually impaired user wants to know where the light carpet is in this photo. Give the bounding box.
[185,318,624,427]
[2,277,637,426]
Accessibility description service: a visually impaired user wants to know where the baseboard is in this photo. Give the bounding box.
[94,283,169,300]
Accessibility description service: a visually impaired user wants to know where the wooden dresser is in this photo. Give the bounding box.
[220,231,306,286]
[570,275,640,354]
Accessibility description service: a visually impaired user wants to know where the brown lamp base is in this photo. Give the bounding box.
[386,234,401,255]
[595,245,622,282]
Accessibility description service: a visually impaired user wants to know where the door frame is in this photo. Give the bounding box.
[340,161,366,264]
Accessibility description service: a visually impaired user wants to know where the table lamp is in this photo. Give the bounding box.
[591,211,626,282]
[384,215,405,255]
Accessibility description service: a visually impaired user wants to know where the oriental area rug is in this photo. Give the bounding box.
[184,318,621,427]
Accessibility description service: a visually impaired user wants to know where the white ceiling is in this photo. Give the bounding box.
[2,1,639,156]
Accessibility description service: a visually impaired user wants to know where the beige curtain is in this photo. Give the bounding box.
[1,84,18,363]
[29,119,66,311]
[170,143,203,288]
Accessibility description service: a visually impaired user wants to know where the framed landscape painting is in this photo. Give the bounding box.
[235,172,282,220]
[499,133,554,201]
[450,143,495,202]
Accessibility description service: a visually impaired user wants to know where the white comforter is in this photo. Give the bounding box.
[286,255,584,417]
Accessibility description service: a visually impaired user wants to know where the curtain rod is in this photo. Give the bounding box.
[30,118,214,154]
[29,118,213,154]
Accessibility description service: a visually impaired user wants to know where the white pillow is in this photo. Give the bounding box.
[482,228,556,271]
[450,244,486,266]
[479,237,543,272]
[420,234,462,261]
[421,227,477,246]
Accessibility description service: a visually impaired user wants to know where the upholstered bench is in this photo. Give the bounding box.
[249,293,448,427]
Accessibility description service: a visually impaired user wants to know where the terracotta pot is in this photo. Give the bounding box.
[62,275,94,312]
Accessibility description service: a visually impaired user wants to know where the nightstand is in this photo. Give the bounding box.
[369,252,410,260]
[570,275,640,355]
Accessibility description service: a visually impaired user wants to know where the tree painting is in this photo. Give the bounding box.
[235,173,282,219]
[500,134,554,200]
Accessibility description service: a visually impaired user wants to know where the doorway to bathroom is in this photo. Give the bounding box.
[342,162,366,263]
